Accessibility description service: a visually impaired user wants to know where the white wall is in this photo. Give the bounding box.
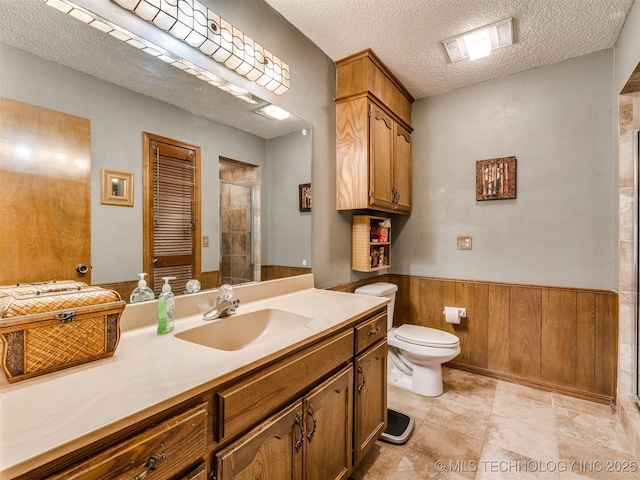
[393,50,616,290]
[266,131,312,267]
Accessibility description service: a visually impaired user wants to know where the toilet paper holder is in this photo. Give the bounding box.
[443,306,466,324]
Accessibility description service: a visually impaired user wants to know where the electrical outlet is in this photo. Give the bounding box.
[457,236,472,250]
[203,235,209,247]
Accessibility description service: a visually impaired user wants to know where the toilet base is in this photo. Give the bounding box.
[388,362,445,397]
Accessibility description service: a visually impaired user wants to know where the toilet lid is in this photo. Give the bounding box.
[394,324,459,347]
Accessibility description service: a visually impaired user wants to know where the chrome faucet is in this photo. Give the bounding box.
[203,284,239,321]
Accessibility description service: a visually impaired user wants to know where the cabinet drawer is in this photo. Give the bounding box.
[48,403,207,480]
[355,310,387,354]
[217,329,354,441]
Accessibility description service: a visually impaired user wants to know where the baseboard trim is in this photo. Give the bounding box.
[447,362,616,407]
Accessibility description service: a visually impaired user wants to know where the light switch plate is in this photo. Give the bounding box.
[203,235,209,247]
[457,236,472,250]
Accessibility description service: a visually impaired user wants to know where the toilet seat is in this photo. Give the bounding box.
[394,324,459,348]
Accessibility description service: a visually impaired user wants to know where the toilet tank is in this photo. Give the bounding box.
[354,282,398,330]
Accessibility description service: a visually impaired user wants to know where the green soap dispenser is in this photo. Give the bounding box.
[130,273,155,303]
[157,276,176,334]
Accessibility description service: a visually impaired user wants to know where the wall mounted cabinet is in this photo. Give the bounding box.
[336,50,413,215]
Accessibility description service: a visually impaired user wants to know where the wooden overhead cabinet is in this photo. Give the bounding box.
[336,50,414,214]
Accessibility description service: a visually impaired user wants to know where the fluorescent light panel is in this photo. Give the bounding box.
[44,0,257,103]
[44,0,285,101]
[111,0,289,95]
[442,18,513,62]
[255,104,290,121]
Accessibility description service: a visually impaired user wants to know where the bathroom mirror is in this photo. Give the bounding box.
[0,0,312,292]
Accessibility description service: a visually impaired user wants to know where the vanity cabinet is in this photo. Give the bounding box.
[215,366,353,480]
[215,330,354,442]
[353,313,388,465]
[352,215,391,272]
[47,403,208,480]
[17,303,388,480]
[336,49,413,215]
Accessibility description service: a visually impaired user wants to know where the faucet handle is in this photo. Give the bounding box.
[217,284,234,302]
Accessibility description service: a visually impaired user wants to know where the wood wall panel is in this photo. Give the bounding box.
[487,285,511,373]
[420,279,444,327]
[595,294,617,397]
[328,274,618,404]
[576,292,597,393]
[472,283,489,369]
[509,287,542,380]
[541,290,577,388]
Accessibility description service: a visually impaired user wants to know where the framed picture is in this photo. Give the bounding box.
[299,183,311,212]
[476,156,516,201]
[101,169,134,207]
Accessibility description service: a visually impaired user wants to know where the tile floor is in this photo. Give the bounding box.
[351,368,638,479]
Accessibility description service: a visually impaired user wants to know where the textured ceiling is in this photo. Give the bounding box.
[0,0,309,140]
[264,0,635,99]
[1,0,635,133]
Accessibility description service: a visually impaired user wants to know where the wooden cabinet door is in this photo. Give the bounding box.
[368,103,394,210]
[215,402,304,480]
[181,463,207,480]
[393,124,412,213]
[303,366,353,480]
[354,341,387,465]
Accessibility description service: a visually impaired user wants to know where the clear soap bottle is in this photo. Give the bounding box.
[130,273,155,303]
[157,276,176,334]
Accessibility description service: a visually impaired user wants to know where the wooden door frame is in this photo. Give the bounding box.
[142,132,201,291]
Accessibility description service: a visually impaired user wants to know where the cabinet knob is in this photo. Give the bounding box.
[367,325,381,336]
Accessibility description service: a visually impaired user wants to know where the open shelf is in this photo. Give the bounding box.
[352,215,391,272]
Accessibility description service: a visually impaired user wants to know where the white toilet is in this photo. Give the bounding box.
[354,282,461,397]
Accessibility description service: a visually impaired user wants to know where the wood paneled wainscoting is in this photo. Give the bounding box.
[330,274,618,406]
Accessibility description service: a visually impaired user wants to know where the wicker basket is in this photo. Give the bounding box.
[0,281,126,383]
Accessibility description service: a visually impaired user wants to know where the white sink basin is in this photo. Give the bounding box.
[175,308,313,351]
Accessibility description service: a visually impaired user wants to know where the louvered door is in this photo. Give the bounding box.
[143,133,201,295]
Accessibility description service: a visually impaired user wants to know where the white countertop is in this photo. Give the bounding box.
[0,275,387,479]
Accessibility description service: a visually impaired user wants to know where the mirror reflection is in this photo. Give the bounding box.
[112,179,125,198]
[0,0,312,300]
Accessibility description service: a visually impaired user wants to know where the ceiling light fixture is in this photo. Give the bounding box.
[442,18,514,63]
[44,0,288,100]
[255,104,290,121]
[111,0,289,95]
